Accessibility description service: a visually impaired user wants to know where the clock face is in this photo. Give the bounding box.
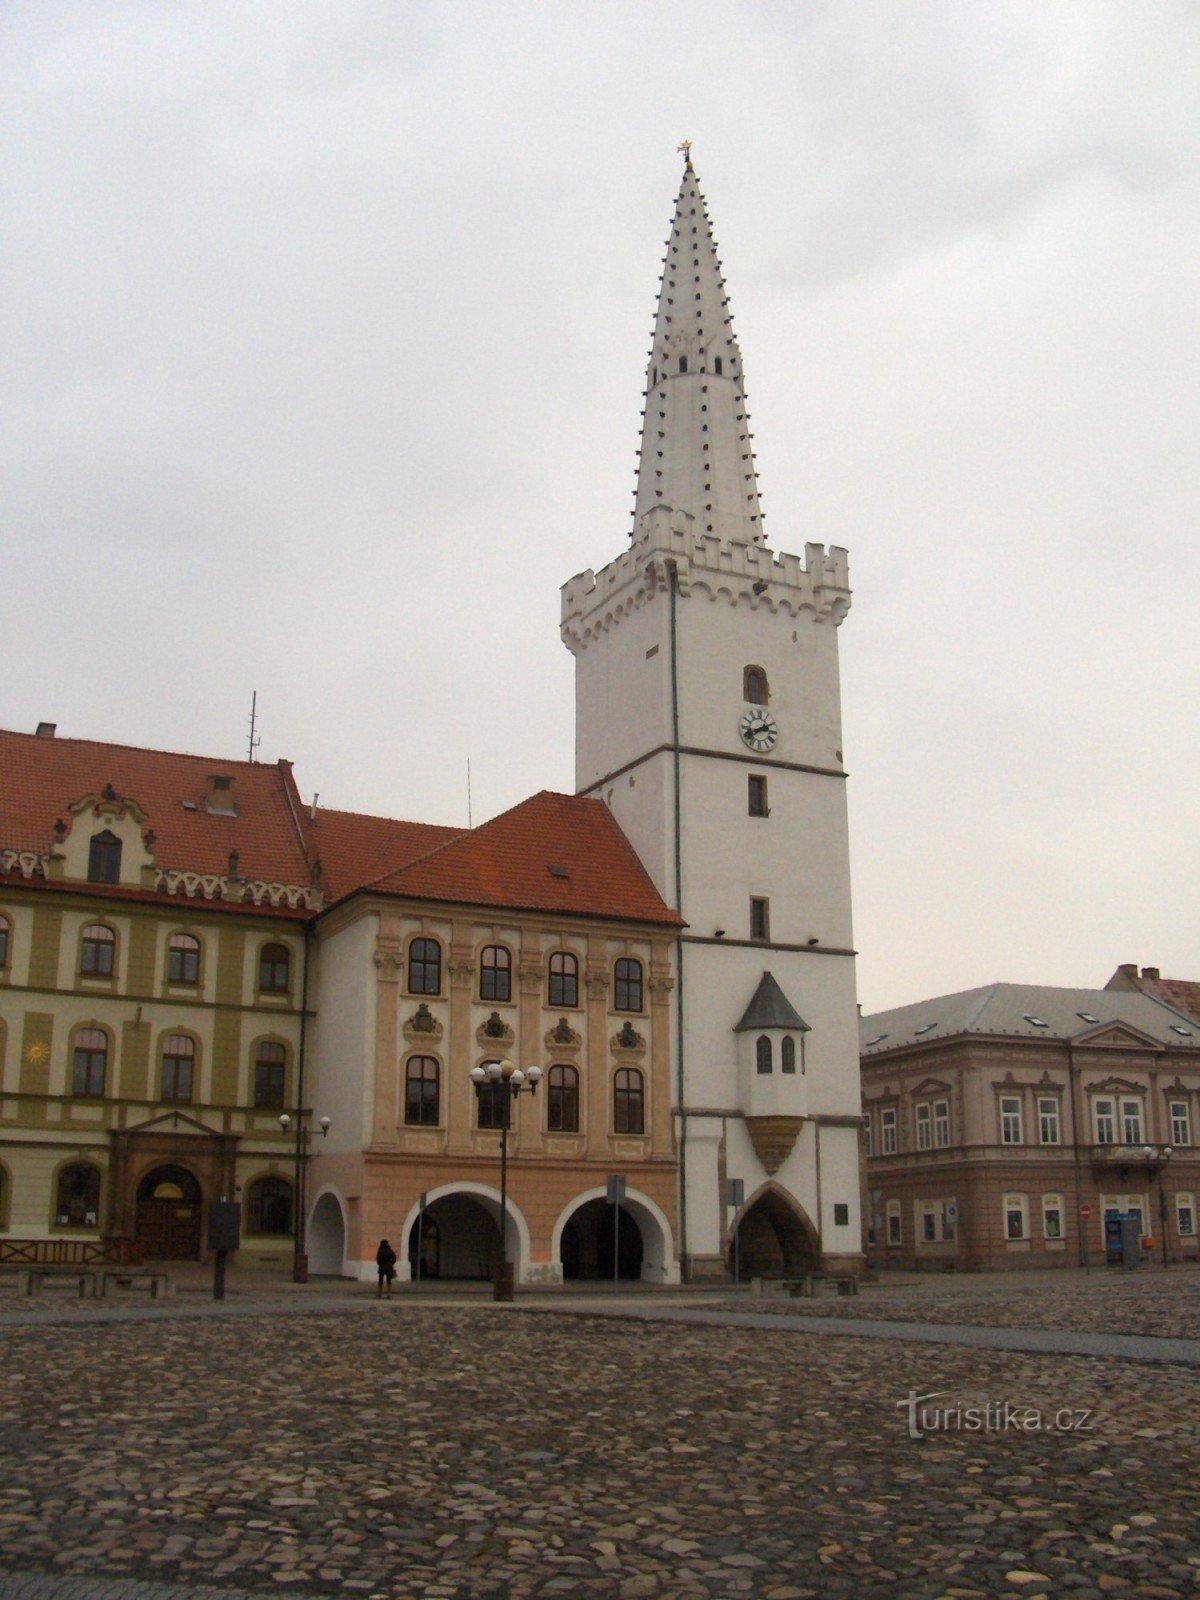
[739,709,778,752]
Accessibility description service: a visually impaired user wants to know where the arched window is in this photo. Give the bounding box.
[614,958,643,1013]
[168,933,200,985]
[0,914,9,968]
[475,1062,508,1130]
[81,924,115,977]
[254,1040,287,1108]
[408,938,441,996]
[88,830,122,884]
[161,1034,195,1103]
[55,1162,101,1227]
[245,1175,293,1235]
[480,945,511,1003]
[547,1064,579,1133]
[405,1056,440,1126]
[548,951,578,1008]
[781,1036,797,1074]
[258,943,290,993]
[743,665,769,706]
[614,1068,645,1135]
[756,1035,773,1075]
[72,1027,108,1097]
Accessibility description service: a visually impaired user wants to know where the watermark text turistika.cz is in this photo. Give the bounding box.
[898,1389,1095,1441]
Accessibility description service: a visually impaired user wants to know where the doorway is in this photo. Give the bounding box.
[135,1164,203,1260]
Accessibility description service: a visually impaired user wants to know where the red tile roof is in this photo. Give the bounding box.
[0,728,312,887]
[1106,966,1200,1026]
[365,790,681,927]
[300,807,462,903]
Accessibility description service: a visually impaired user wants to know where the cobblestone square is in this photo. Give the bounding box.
[0,1282,1198,1599]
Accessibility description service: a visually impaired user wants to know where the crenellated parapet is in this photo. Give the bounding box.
[561,506,850,653]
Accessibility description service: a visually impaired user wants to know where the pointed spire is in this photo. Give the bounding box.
[633,152,764,544]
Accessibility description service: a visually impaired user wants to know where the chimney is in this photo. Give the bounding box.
[204,774,237,816]
[1117,963,1137,978]
[35,721,56,738]
[1141,967,1160,981]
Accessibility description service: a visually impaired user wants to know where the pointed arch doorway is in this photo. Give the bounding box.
[729,1186,819,1282]
[136,1165,203,1261]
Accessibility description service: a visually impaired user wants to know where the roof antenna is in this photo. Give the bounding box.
[247,691,261,763]
[467,758,473,830]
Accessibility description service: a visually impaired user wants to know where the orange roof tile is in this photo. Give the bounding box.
[366,790,681,927]
[300,807,462,903]
[0,728,312,887]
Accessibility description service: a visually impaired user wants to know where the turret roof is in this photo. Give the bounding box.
[734,971,810,1033]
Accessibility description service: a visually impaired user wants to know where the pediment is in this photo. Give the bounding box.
[1089,1075,1147,1095]
[122,1109,222,1139]
[911,1077,953,1097]
[1074,1022,1163,1052]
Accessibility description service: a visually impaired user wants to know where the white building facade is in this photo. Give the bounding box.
[562,155,864,1279]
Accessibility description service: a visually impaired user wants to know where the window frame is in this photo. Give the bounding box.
[1176,1193,1195,1237]
[1000,1095,1023,1145]
[404,1054,440,1127]
[80,923,116,978]
[933,1099,950,1147]
[160,1033,196,1104]
[0,913,9,969]
[87,830,122,884]
[475,1065,509,1131]
[748,775,769,817]
[547,1063,579,1133]
[548,951,579,1009]
[915,1103,932,1151]
[167,932,201,986]
[613,1067,645,1134]
[1038,1096,1061,1145]
[743,665,769,706]
[253,1040,287,1110]
[55,1161,102,1228]
[1042,1193,1064,1240]
[749,897,770,942]
[1169,1099,1191,1147]
[1003,1193,1028,1241]
[886,1198,901,1245]
[1094,1097,1115,1145]
[1121,1098,1144,1145]
[407,937,442,997]
[613,957,643,1014]
[71,1027,108,1098]
[880,1106,897,1155]
[781,1036,797,1075]
[755,1035,773,1075]
[479,945,512,1004]
[245,1175,293,1236]
[258,943,291,995]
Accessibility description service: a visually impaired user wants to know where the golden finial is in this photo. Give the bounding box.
[677,139,693,168]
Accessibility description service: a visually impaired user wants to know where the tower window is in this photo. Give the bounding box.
[743,666,769,705]
[678,356,688,373]
[748,776,768,817]
[714,357,723,375]
[756,1035,772,1075]
[88,830,122,884]
[750,898,770,942]
[781,1036,797,1075]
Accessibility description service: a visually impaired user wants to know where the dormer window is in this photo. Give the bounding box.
[743,666,769,706]
[88,830,122,884]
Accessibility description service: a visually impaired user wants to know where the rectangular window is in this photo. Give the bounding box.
[880,1107,897,1155]
[1121,1099,1143,1145]
[915,1104,932,1150]
[1038,1097,1060,1145]
[747,775,768,817]
[1169,1100,1191,1146]
[1177,1194,1195,1237]
[1042,1195,1063,1239]
[1003,1194,1027,1241]
[1094,1098,1115,1144]
[886,1199,901,1245]
[863,1115,872,1157]
[749,897,770,941]
[920,1202,938,1242]
[1000,1096,1023,1145]
[933,1100,950,1148]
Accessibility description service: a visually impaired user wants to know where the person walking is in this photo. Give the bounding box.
[375,1238,397,1298]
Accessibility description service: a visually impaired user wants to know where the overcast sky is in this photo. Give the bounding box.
[3,1,1198,1012]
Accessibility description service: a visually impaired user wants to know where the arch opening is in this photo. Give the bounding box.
[729,1187,819,1282]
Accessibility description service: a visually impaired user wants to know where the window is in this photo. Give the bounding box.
[246,1176,293,1235]
[933,1100,950,1147]
[87,830,121,884]
[863,1115,873,1157]
[1094,1098,1115,1144]
[161,1035,195,1103]
[1042,1194,1064,1240]
[915,1104,932,1150]
[55,1162,101,1227]
[167,933,200,985]
[408,938,441,996]
[404,1056,440,1126]
[886,1199,901,1245]
[743,665,769,705]
[1169,1100,1191,1146]
[1003,1194,1028,1241]
[747,774,769,817]
[614,1068,645,1134]
[0,914,9,967]
[475,1066,508,1130]
[479,945,511,1003]
[254,1041,286,1109]
[880,1107,897,1155]
[548,951,579,1008]
[755,1036,773,1075]
[1177,1194,1195,1237]
[547,1064,579,1132]
[1038,1097,1060,1145]
[72,1028,108,1097]
[714,356,723,375]
[920,1201,939,1242]
[258,943,290,993]
[1000,1096,1023,1145]
[1121,1099,1143,1145]
[614,958,643,1013]
[81,924,115,977]
[678,355,688,373]
[749,898,770,941]
[781,1036,797,1075]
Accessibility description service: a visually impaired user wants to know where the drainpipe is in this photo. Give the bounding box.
[667,560,688,1278]
[292,921,313,1281]
[1067,1041,1086,1268]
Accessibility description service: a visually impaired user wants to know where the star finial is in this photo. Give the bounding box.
[677,138,693,169]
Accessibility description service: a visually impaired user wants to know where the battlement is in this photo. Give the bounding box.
[561,506,850,653]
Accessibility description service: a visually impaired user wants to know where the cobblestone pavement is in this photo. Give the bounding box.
[1,1302,1198,1599]
[720,1266,1200,1340]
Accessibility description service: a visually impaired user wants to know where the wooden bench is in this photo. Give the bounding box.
[15,1266,99,1299]
[97,1269,173,1300]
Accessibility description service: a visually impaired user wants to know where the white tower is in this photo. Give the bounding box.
[562,152,864,1279]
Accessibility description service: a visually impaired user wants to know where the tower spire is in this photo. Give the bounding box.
[634,157,764,544]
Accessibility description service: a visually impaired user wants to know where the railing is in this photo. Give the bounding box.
[0,1237,143,1267]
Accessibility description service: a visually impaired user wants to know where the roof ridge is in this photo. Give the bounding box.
[0,727,284,772]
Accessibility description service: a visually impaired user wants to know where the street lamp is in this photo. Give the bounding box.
[469,1057,542,1301]
[1141,1144,1173,1270]
[279,1111,331,1283]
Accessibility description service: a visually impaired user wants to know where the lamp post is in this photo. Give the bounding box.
[278,1110,331,1282]
[469,1057,541,1301]
[1141,1144,1173,1270]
